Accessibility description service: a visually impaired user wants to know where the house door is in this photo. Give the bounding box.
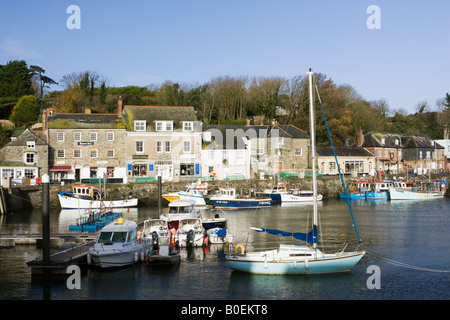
[75,169,81,182]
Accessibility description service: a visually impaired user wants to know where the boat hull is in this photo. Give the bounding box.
[226,251,365,275]
[58,193,138,209]
[209,198,271,209]
[389,187,444,200]
[280,193,323,202]
[162,193,207,206]
[339,193,365,200]
[88,243,152,268]
[365,191,390,200]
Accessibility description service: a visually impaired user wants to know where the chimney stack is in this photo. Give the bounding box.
[357,128,364,147]
[118,96,123,115]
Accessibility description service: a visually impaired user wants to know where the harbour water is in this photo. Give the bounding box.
[1,198,449,301]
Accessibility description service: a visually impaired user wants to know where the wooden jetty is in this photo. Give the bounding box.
[0,232,97,247]
[26,240,95,275]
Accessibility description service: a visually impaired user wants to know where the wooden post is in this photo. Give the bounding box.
[42,174,50,263]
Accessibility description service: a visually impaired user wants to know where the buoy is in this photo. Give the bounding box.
[225,241,229,253]
[203,236,209,245]
[234,244,245,255]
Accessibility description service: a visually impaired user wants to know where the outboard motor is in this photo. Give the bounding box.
[187,229,195,246]
[152,231,159,249]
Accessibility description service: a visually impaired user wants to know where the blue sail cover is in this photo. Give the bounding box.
[254,225,317,244]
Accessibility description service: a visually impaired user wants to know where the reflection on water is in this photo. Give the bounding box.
[1,199,450,300]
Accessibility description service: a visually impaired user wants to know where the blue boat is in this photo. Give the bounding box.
[207,188,271,210]
[339,181,369,200]
[264,183,287,203]
[69,210,122,232]
[365,181,392,200]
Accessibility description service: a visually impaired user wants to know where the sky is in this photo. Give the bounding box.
[0,0,449,115]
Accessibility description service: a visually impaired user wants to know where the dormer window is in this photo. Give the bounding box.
[183,121,193,132]
[381,138,385,145]
[156,121,173,131]
[134,121,146,131]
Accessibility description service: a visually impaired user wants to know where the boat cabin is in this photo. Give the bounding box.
[96,219,138,245]
[168,200,196,213]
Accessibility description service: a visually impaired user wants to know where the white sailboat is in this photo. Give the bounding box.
[226,69,365,275]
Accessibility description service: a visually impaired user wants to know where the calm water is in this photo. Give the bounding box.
[1,198,449,301]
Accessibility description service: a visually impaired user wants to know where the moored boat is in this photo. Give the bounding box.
[339,181,369,200]
[58,185,138,209]
[207,188,271,210]
[160,199,201,229]
[162,181,210,206]
[365,181,392,200]
[389,180,446,200]
[175,218,205,247]
[87,218,152,268]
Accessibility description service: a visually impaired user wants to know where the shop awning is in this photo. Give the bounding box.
[50,166,71,172]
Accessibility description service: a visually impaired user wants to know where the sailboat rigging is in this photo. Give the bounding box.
[225,69,365,275]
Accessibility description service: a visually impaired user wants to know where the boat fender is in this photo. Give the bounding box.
[141,251,145,261]
[87,253,91,265]
[225,241,229,253]
[134,251,139,262]
[234,244,245,255]
[305,258,309,269]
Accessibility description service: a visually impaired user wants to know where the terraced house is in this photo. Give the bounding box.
[44,108,127,184]
[122,104,203,182]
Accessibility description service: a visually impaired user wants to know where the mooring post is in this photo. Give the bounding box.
[42,174,50,263]
[158,175,162,216]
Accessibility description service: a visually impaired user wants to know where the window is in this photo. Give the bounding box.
[257,148,264,155]
[180,163,194,176]
[208,150,214,160]
[2,169,14,178]
[90,132,97,141]
[107,132,114,141]
[27,141,35,149]
[295,148,302,156]
[426,151,431,159]
[74,132,81,141]
[183,141,191,153]
[183,122,193,131]
[24,169,35,178]
[57,150,65,158]
[57,132,64,142]
[329,162,337,174]
[419,151,423,159]
[157,141,170,153]
[73,150,82,158]
[132,164,147,176]
[90,150,98,158]
[136,141,144,153]
[25,153,35,164]
[106,167,114,177]
[156,121,173,131]
[106,150,115,158]
[134,121,146,131]
[90,167,98,178]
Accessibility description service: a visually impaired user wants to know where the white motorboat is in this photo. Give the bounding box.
[141,218,171,249]
[58,185,138,209]
[175,218,205,247]
[146,235,180,265]
[162,181,210,206]
[160,199,201,229]
[88,218,152,268]
[226,69,365,275]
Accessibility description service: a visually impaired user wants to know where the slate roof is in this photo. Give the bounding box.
[361,132,402,148]
[122,105,199,130]
[203,124,310,149]
[6,128,47,146]
[316,146,374,157]
[47,113,124,129]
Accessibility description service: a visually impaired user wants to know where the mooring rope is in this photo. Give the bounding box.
[367,251,450,273]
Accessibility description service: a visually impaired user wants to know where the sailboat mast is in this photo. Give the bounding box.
[308,69,318,245]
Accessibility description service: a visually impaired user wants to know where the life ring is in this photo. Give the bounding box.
[234,244,245,255]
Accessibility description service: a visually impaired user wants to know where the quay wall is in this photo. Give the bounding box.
[5,177,450,211]
[7,178,345,210]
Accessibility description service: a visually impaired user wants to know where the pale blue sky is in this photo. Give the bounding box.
[1,0,448,115]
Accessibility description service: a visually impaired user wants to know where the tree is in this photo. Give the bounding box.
[29,65,57,98]
[9,95,40,127]
[0,60,34,98]
[443,93,450,110]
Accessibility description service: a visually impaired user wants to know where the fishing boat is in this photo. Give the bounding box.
[339,181,369,200]
[175,218,205,247]
[226,69,365,275]
[207,188,271,210]
[58,185,138,209]
[389,180,446,200]
[160,199,201,229]
[365,181,392,200]
[264,183,288,203]
[87,218,152,268]
[201,212,227,230]
[162,181,210,206]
